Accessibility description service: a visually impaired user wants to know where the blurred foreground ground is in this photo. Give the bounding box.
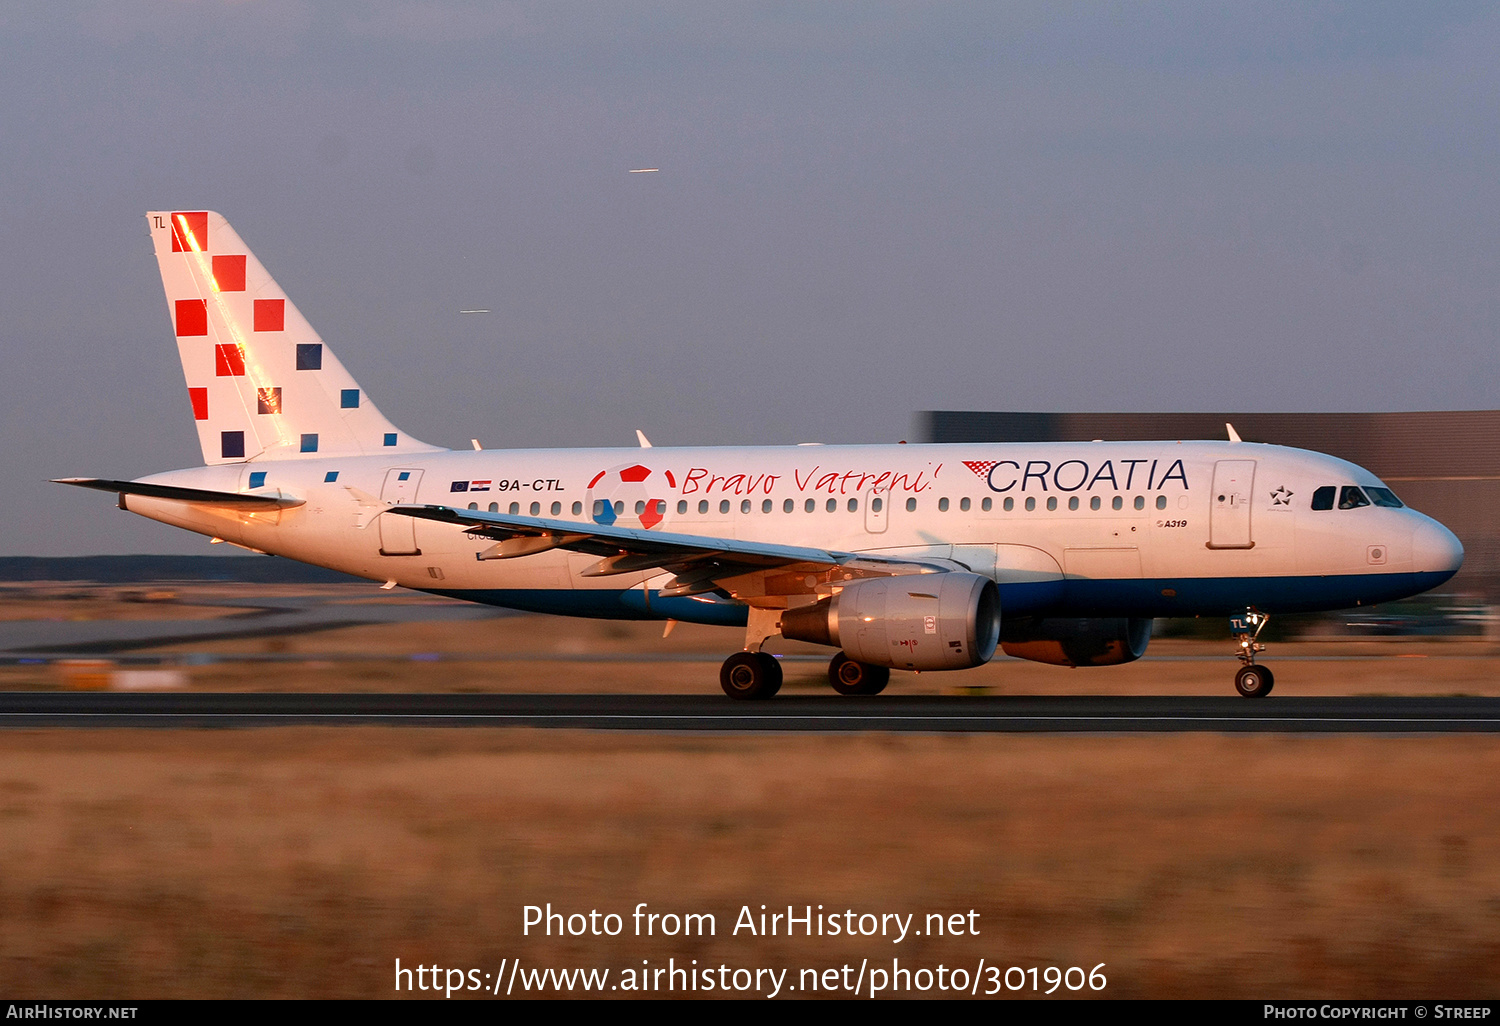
[1,582,1498,998]
[4,581,1500,697]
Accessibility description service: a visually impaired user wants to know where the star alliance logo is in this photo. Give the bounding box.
[1270,485,1293,506]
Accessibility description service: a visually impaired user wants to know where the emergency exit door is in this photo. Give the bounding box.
[863,488,888,534]
[379,468,423,555]
[1208,460,1256,549]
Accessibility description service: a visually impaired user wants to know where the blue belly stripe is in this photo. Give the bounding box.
[424,587,752,625]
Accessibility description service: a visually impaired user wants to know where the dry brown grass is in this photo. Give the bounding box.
[0,729,1497,998]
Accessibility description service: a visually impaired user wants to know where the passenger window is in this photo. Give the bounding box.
[741,499,751,514]
[614,501,624,515]
[489,503,499,513]
[805,498,816,513]
[699,500,709,514]
[906,497,917,512]
[1025,497,1036,512]
[960,497,970,512]
[1046,496,1057,511]
[1339,486,1370,510]
[1366,487,1404,508]
[1090,496,1101,511]
[938,497,949,512]
[1311,486,1335,511]
[982,497,993,512]
[1068,496,1079,511]
[677,500,687,515]
[848,498,858,512]
[872,497,882,512]
[826,498,837,512]
[531,502,541,515]
[467,502,478,510]
[762,499,773,513]
[551,501,561,516]
[1134,495,1145,510]
[720,500,731,514]
[572,501,582,516]
[510,502,521,515]
[1156,495,1167,510]
[1112,496,1123,511]
[1003,497,1013,511]
[783,498,794,513]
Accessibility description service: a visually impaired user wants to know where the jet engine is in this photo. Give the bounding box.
[999,617,1152,667]
[780,572,1000,671]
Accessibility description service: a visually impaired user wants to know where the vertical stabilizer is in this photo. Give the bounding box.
[147,210,444,465]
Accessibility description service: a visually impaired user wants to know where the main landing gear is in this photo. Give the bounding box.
[719,651,783,700]
[828,652,890,696]
[718,649,891,699]
[720,607,785,700]
[719,607,891,700]
[1230,608,1274,697]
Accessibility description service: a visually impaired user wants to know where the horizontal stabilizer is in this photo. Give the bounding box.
[53,478,304,510]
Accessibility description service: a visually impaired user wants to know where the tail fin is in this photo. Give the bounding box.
[147,210,445,465]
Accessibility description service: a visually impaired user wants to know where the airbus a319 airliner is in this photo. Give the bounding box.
[59,212,1465,699]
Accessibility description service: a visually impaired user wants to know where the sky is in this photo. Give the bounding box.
[4,1,1500,555]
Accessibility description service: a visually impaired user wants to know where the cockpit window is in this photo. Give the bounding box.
[1311,486,1335,511]
[1339,486,1371,510]
[1365,487,1404,508]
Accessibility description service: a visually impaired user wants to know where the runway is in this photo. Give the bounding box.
[3,692,1499,732]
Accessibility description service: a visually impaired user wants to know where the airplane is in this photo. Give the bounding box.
[57,211,1465,700]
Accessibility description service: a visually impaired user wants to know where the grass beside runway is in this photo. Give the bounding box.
[0,728,1496,998]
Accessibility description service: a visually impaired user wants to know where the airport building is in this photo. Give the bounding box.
[921,411,1500,598]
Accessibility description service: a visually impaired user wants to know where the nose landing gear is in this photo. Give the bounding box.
[1230,609,1274,697]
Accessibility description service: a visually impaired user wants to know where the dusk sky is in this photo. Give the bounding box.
[4,2,1500,555]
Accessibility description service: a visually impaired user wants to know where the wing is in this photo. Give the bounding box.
[385,503,958,600]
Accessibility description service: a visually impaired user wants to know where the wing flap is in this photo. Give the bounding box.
[386,503,956,598]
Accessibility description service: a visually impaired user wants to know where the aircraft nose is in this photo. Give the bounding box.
[1412,519,1464,574]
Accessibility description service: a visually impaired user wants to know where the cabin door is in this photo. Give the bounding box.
[378,468,424,555]
[1208,460,1256,549]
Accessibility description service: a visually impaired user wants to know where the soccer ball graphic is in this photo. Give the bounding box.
[585,463,676,529]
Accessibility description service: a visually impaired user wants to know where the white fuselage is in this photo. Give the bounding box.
[121,439,1463,626]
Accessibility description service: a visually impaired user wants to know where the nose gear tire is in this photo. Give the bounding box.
[1234,664,1275,698]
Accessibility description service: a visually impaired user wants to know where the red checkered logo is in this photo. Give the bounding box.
[253,299,284,332]
[175,299,207,336]
[963,460,998,480]
[212,255,245,292]
[215,344,246,377]
[171,212,208,253]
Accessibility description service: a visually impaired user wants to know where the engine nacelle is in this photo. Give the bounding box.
[780,572,1000,671]
[1000,617,1152,667]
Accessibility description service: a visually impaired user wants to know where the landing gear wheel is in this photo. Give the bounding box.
[828,652,891,696]
[1234,664,1275,698]
[720,651,783,700]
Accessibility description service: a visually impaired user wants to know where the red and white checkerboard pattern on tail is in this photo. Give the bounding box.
[147,211,444,465]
